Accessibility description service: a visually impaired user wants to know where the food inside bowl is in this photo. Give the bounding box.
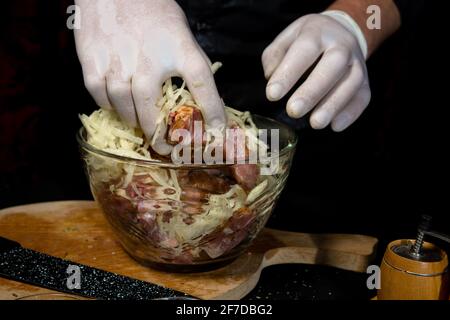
[79,72,276,265]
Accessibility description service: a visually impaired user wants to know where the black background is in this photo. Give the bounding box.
[0,0,448,300]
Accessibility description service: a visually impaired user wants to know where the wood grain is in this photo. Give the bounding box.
[0,201,378,300]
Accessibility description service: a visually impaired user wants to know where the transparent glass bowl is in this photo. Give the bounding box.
[78,115,297,272]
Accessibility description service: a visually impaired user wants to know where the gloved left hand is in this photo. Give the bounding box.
[262,11,371,132]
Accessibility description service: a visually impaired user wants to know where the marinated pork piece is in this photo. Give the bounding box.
[136,212,160,240]
[94,182,134,220]
[167,105,204,145]
[179,170,232,194]
[180,186,209,202]
[181,202,204,215]
[228,207,257,232]
[230,164,260,191]
[202,207,256,259]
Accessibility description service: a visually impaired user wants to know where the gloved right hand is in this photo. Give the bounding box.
[74,0,226,155]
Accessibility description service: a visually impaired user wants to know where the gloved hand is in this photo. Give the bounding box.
[262,11,371,132]
[74,0,226,154]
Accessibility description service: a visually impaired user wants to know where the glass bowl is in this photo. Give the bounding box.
[77,115,297,272]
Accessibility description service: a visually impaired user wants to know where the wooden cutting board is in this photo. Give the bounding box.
[0,201,377,300]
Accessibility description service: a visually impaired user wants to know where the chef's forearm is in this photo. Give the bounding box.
[328,0,401,57]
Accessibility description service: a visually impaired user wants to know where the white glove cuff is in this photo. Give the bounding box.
[321,10,368,59]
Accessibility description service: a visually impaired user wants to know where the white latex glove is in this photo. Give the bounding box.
[262,11,371,132]
[74,0,226,154]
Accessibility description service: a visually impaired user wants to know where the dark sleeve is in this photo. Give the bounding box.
[393,0,425,29]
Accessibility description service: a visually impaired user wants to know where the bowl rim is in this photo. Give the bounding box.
[77,114,298,169]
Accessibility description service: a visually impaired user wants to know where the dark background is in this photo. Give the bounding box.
[0,0,448,299]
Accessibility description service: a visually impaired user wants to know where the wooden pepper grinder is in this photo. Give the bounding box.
[378,215,449,300]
